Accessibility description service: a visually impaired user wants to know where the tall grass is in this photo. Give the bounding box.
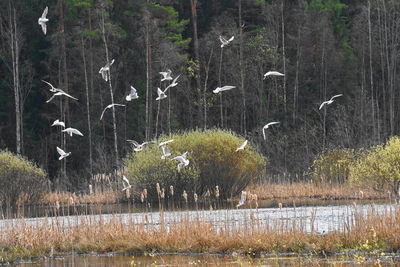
[0,205,399,263]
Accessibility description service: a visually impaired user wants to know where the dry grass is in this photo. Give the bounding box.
[247,182,386,200]
[41,189,122,205]
[0,206,399,263]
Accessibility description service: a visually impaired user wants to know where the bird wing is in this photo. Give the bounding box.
[46,94,57,103]
[219,35,227,43]
[159,71,167,78]
[51,120,58,126]
[110,59,115,66]
[71,128,84,136]
[267,122,280,128]
[161,145,170,155]
[236,140,248,151]
[130,86,137,95]
[62,92,78,101]
[262,127,267,140]
[56,146,65,156]
[330,94,343,101]
[159,139,174,147]
[319,101,328,110]
[228,36,234,42]
[122,175,130,187]
[157,87,163,97]
[42,80,56,91]
[127,139,139,147]
[100,106,109,120]
[220,85,236,91]
[172,156,185,164]
[41,6,48,19]
[113,103,126,108]
[213,88,220,94]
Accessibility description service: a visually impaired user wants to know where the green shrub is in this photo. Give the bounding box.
[0,150,47,207]
[311,148,358,184]
[125,129,266,200]
[349,136,400,195]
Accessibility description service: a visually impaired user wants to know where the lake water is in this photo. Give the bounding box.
[15,252,400,266]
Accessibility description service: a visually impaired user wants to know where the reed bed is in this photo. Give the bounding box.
[248,182,386,200]
[41,189,122,205]
[0,205,399,263]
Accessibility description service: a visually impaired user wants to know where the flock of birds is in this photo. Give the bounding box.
[37,6,343,191]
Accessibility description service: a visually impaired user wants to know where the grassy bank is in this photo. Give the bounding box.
[0,206,399,263]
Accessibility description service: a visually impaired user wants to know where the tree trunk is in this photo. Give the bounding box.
[81,36,93,180]
[101,10,119,169]
[281,0,287,113]
[203,48,213,130]
[238,0,246,134]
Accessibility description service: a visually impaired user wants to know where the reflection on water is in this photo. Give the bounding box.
[15,253,400,266]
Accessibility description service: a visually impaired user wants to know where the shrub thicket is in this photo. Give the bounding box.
[349,136,400,195]
[0,150,47,206]
[311,148,358,183]
[125,129,266,200]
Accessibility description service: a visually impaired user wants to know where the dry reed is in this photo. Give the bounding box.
[0,206,399,263]
[248,182,386,200]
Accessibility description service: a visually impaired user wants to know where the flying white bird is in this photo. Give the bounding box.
[99,59,115,81]
[164,74,181,92]
[262,122,280,140]
[127,140,154,152]
[56,146,70,160]
[160,145,171,160]
[172,152,189,172]
[126,86,139,101]
[100,103,125,120]
[236,191,247,208]
[38,6,49,35]
[62,127,84,137]
[159,139,174,147]
[42,80,62,93]
[156,87,167,101]
[219,35,234,48]
[236,140,248,152]
[51,119,65,128]
[122,175,132,191]
[213,85,236,94]
[263,71,285,79]
[159,69,172,82]
[319,94,343,110]
[46,90,78,103]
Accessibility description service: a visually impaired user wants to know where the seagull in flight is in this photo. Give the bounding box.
[164,74,180,92]
[46,90,78,103]
[172,152,190,172]
[62,127,84,137]
[263,71,285,79]
[236,140,248,152]
[51,119,65,128]
[57,146,70,160]
[42,80,62,93]
[262,122,280,140]
[99,59,115,81]
[219,35,234,48]
[213,85,236,94]
[38,6,49,35]
[126,86,139,101]
[156,87,167,101]
[159,69,172,82]
[127,140,154,152]
[122,175,132,191]
[160,144,171,159]
[319,94,343,110]
[100,103,125,120]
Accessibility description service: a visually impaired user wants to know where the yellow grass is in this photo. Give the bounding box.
[0,207,399,263]
[41,189,122,205]
[247,182,386,200]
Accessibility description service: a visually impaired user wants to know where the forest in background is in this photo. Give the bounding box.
[0,0,398,190]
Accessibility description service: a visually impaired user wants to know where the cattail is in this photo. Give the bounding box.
[55,201,60,210]
[278,202,283,209]
[156,183,161,196]
[215,185,220,199]
[68,196,75,206]
[205,189,211,198]
[170,185,174,196]
[140,192,145,203]
[182,190,188,203]
[143,188,148,199]
[88,184,93,195]
[161,188,165,199]
[194,193,198,203]
[359,190,364,199]
[125,188,131,199]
